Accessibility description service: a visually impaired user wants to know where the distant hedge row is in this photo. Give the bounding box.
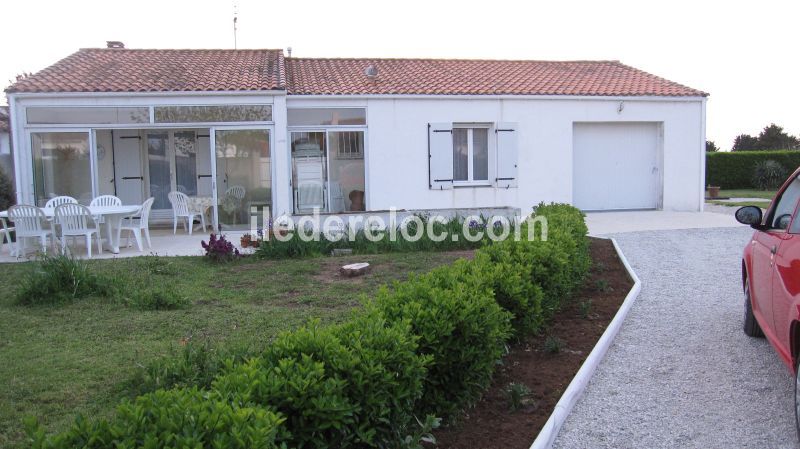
[27,203,591,449]
[706,150,800,189]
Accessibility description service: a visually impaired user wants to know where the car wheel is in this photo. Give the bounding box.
[743,278,765,338]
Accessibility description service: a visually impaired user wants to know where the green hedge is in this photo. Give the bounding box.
[706,150,800,189]
[29,203,591,448]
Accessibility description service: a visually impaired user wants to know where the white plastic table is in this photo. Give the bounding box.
[0,205,141,254]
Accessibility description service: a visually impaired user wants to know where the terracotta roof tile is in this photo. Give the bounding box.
[5,49,706,98]
[285,58,707,97]
[5,48,286,93]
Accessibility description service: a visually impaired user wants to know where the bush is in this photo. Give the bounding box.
[25,388,286,449]
[0,166,14,212]
[706,150,800,189]
[752,160,788,190]
[128,341,255,396]
[15,255,114,305]
[368,268,512,418]
[214,315,429,448]
[255,215,516,260]
[201,233,240,262]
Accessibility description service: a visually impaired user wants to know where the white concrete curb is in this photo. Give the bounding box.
[529,237,642,449]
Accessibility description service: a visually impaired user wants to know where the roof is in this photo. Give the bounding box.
[285,58,706,97]
[5,48,286,93]
[5,48,707,97]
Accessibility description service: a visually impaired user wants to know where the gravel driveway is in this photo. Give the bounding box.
[554,227,797,449]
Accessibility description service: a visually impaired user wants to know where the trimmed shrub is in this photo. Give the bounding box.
[214,315,429,448]
[128,341,255,396]
[368,268,512,418]
[706,150,800,189]
[16,255,115,305]
[25,388,286,449]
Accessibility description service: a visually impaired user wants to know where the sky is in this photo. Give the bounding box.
[1,0,797,150]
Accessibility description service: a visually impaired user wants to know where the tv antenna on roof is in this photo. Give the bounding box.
[233,1,239,49]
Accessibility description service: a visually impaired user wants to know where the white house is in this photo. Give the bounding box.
[4,44,707,230]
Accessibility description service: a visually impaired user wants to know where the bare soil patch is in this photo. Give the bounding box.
[432,237,633,449]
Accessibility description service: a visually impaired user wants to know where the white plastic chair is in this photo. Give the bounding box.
[294,181,325,213]
[1,218,16,256]
[54,203,102,258]
[120,197,154,252]
[90,195,122,225]
[168,191,204,235]
[8,205,53,256]
[226,185,246,201]
[44,196,77,209]
[90,195,122,207]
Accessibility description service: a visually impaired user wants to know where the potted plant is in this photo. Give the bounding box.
[706,184,721,199]
[240,234,252,248]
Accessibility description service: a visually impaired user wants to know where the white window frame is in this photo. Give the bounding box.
[452,123,492,186]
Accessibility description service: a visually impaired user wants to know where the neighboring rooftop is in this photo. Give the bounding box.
[5,48,707,97]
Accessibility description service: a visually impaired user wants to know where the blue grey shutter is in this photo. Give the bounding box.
[496,122,518,188]
[428,123,453,190]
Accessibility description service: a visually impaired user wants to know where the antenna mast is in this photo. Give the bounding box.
[233,2,238,49]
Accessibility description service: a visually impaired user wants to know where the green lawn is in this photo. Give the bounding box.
[717,189,776,199]
[0,251,471,448]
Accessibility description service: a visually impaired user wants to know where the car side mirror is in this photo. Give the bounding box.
[735,206,764,228]
[776,214,792,230]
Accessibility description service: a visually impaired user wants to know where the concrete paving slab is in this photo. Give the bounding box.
[585,210,744,236]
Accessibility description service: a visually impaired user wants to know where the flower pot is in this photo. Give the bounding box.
[707,186,721,199]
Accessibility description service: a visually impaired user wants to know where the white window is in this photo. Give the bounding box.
[453,126,489,183]
[428,122,517,190]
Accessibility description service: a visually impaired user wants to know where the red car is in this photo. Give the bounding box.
[736,166,800,434]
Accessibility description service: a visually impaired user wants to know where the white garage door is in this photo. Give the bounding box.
[573,122,661,211]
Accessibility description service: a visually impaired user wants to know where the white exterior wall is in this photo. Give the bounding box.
[8,92,706,215]
[289,96,705,213]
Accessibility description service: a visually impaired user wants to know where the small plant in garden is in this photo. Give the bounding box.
[752,159,788,190]
[544,335,564,354]
[505,382,532,411]
[16,255,114,304]
[127,286,189,310]
[595,278,611,293]
[201,233,240,262]
[579,299,593,318]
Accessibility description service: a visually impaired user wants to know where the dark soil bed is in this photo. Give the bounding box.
[432,237,633,449]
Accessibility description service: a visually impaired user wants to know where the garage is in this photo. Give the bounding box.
[572,122,662,211]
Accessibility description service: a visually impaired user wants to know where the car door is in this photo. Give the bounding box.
[753,175,800,347]
[770,176,800,359]
[751,176,800,337]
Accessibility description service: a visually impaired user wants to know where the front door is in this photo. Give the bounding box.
[145,130,204,212]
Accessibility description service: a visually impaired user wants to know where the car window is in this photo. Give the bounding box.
[771,175,800,231]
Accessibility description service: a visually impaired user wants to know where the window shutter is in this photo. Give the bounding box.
[496,122,518,188]
[428,123,454,190]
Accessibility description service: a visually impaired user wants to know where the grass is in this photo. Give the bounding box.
[707,189,775,208]
[0,251,470,448]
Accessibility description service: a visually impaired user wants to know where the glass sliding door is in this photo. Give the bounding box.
[173,131,198,196]
[290,130,366,214]
[146,132,171,210]
[214,129,271,230]
[31,132,92,206]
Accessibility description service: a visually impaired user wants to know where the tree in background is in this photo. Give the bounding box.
[706,140,719,152]
[757,124,799,150]
[0,167,14,211]
[732,134,760,151]
[732,124,799,151]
